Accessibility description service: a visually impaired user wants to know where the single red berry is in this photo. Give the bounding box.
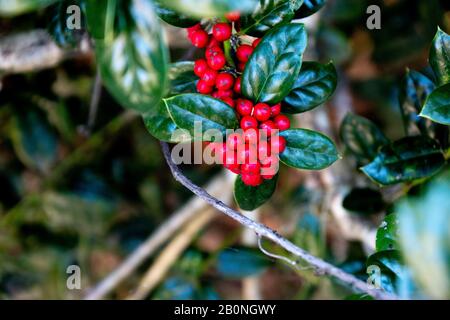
[205,46,223,59]
[207,38,222,49]
[201,69,217,86]
[197,80,213,94]
[271,103,281,117]
[187,24,202,38]
[191,30,209,48]
[236,45,254,62]
[194,59,208,77]
[207,53,226,70]
[216,89,233,99]
[271,136,287,154]
[215,73,235,91]
[225,11,241,22]
[236,99,254,116]
[274,115,291,131]
[243,128,259,145]
[234,77,242,94]
[221,97,235,108]
[241,163,261,175]
[253,103,272,122]
[227,133,244,150]
[252,38,262,48]
[241,173,263,186]
[213,23,232,42]
[260,120,277,137]
[240,116,258,130]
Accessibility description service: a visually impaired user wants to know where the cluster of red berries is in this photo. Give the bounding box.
[186,15,291,187]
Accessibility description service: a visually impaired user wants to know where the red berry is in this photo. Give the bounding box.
[207,54,226,70]
[241,163,261,175]
[243,128,259,145]
[227,133,243,150]
[234,77,242,93]
[260,120,277,137]
[253,103,271,122]
[237,143,257,164]
[238,62,246,72]
[212,91,220,99]
[252,38,262,48]
[236,99,253,116]
[207,38,222,49]
[223,150,240,174]
[225,11,241,22]
[221,97,235,108]
[197,80,213,94]
[274,115,291,131]
[201,69,217,86]
[271,136,287,154]
[241,173,263,186]
[187,24,202,38]
[236,45,254,62]
[191,30,209,48]
[194,59,208,77]
[257,141,271,162]
[205,46,223,59]
[212,23,232,42]
[215,73,234,91]
[240,116,258,130]
[260,154,279,179]
[271,103,281,117]
[216,89,233,99]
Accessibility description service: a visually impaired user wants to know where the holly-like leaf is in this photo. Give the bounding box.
[279,129,339,170]
[158,0,258,18]
[234,174,278,211]
[361,136,446,186]
[420,83,450,126]
[164,94,238,140]
[89,0,169,113]
[340,113,389,164]
[143,102,182,143]
[216,247,270,278]
[240,0,303,37]
[429,28,450,86]
[153,0,198,28]
[282,61,337,114]
[242,23,307,104]
[168,62,198,96]
[0,0,57,16]
[399,70,436,136]
[294,0,326,19]
[376,213,399,252]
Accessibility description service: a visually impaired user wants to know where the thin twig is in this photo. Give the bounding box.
[160,141,397,300]
[87,70,102,133]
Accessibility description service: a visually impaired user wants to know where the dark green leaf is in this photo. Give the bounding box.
[90,0,169,113]
[429,28,450,86]
[420,83,450,126]
[340,113,389,164]
[168,62,198,96]
[164,94,238,140]
[153,0,198,28]
[279,129,339,170]
[399,70,437,136]
[240,0,302,37]
[0,0,57,16]
[143,102,181,142]
[158,0,258,18]
[294,0,326,19]
[216,247,270,278]
[343,188,385,215]
[282,61,337,114]
[234,174,278,210]
[242,23,307,104]
[376,213,399,252]
[366,250,405,294]
[361,136,446,186]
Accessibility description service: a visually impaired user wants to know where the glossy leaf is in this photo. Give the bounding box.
[242,23,307,104]
[168,61,197,96]
[399,70,436,136]
[279,129,339,170]
[282,61,337,114]
[158,0,258,18]
[429,28,450,86]
[343,188,385,215]
[153,0,198,28]
[366,250,406,294]
[240,0,303,37]
[90,0,169,113]
[0,0,57,16]
[420,83,450,125]
[164,94,238,140]
[340,113,389,164]
[234,174,278,210]
[216,247,270,278]
[361,136,446,186]
[294,0,326,19]
[376,213,399,252]
[143,102,181,142]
